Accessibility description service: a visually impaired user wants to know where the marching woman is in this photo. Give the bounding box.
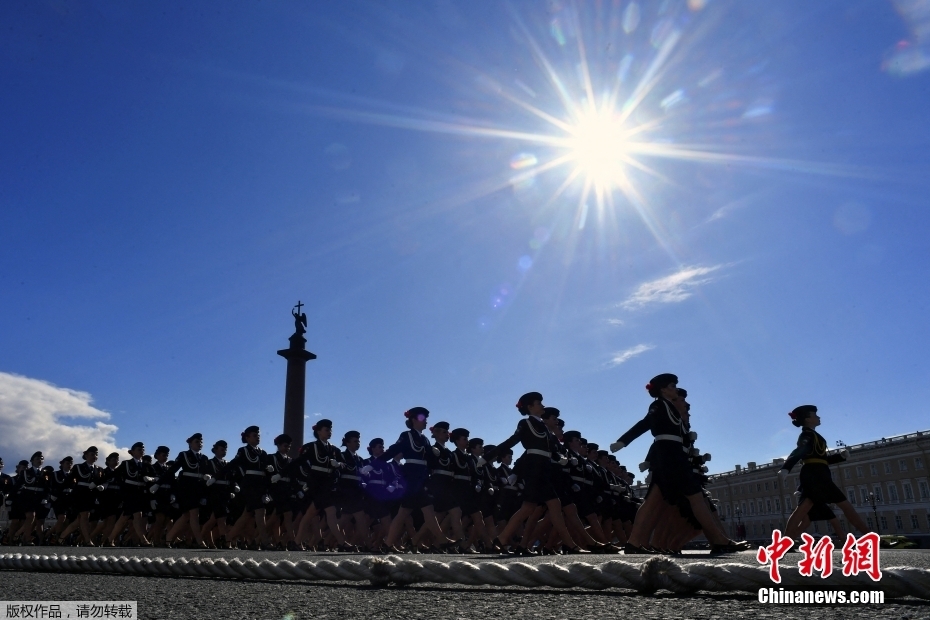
[105,442,154,547]
[265,433,296,549]
[336,430,370,549]
[61,447,104,546]
[486,393,587,554]
[611,374,748,553]
[200,439,234,549]
[224,426,273,549]
[156,433,211,548]
[292,419,352,550]
[44,456,74,545]
[11,451,49,545]
[380,407,455,551]
[361,438,394,550]
[780,405,871,538]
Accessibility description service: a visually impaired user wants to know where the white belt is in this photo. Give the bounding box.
[525,449,551,458]
[453,475,471,481]
[367,480,385,485]
[124,480,146,487]
[77,482,94,488]
[405,459,427,466]
[245,470,265,476]
[23,486,44,492]
[274,477,291,483]
[433,470,453,476]
[570,476,586,483]
[310,466,333,474]
[213,480,230,486]
[653,434,682,443]
[504,485,518,490]
[340,475,360,481]
[181,472,203,478]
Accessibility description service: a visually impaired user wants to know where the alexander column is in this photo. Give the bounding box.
[278,301,316,457]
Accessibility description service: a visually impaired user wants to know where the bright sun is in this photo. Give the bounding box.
[566,108,630,192]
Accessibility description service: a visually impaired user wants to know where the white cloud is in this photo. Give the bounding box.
[607,344,655,367]
[607,318,625,326]
[621,265,723,310]
[0,372,121,462]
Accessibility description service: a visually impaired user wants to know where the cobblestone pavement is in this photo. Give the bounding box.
[2,549,928,620]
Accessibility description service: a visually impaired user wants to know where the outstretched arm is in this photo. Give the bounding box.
[611,414,650,452]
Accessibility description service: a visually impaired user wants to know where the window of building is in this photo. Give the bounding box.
[916,457,924,470]
[726,504,731,517]
[774,498,780,512]
[765,481,770,491]
[785,496,792,510]
[903,482,914,501]
[895,515,903,530]
[870,464,877,476]
[867,516,873,529]
[749,502,754,515]
[857,466,864,478]
[884,461,892,474]
[773,480,778,490]
[919,480,930,500]
[912,515,919,529]
[753,523,758,535]
[899,459,907,472]
[888,484,899,503]
[758,500,763,514]
[880,516,888,531]
[844,468,851,479]
[847,488,857,504]
[756,483,761,492]
[860,488,869,505]
[873,486,883,503]
[766,499,771,513]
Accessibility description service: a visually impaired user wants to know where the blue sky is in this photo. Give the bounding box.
[2,0,929,477]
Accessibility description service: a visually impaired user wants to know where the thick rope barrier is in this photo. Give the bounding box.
[1,553,927,598]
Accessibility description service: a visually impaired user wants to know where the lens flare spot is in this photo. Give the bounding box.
[660,89,687,111]
[518,255,533,271]
[688,0,708,11]
[510,152,539,169]
[550,18,567,46]
[623,2,641,34]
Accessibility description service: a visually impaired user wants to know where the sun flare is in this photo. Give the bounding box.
[565,108,631,192]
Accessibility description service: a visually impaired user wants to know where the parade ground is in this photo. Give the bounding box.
[3,548,929,620]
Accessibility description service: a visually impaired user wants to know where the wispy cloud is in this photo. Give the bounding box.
[607,344,655,367]
[621,265,723,310]
[0,372,122,462]
[607,318,625,326]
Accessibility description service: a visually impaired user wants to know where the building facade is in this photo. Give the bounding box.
[702,429,930,546]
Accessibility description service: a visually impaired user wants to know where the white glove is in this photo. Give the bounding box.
[233,484,241,493]
[360,465,373,475]
[595,496,603,504]
[143,476,155,483]
[688,431,698,441]
[206,477,216,487]
[584,463,593,471]
[610,441,625,453]
[609,484,622,491]
[839,449,849,461]
[266,465,275,473]
[336,461,345,469]
[569,457,578,466]
[271,474,282,483]
[701,465,709,473]
[558,456,569,466]
[95,483,106,491]
[297,491,305,499]
[149,484,160,494]
[517,483,525,490]
[360,483,367,489]
[329,459,339,467]
[702,453,712,462]
[506,474,517,485]
[387,485,396,493]
[230,493,236,500]
[50,495,58,502]
[150,500,157,510]
[202,474,212,482]
[487,487,495,496]
[474,484,482,493]
[571,483,581,492]
[262,494,272,504]
[41,499,49,506]
[476,457,486,467]
[432,447,440,456]
[200,498,207,506]
[638,461,650,473]
[778,469,787,478]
